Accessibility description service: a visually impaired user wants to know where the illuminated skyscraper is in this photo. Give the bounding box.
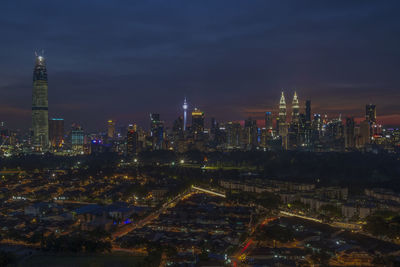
[265,112,273,130]
[71,125,84,153]
[32,52,49,151]
[107,120,115,139]
[191,108,205,134]
[150,113,164,150]
[279,91,287,123]
[183,98,188,131]
[126,124,138,156]
[288,91,301,149]
[292,91,299,123]
[278,91,287,135]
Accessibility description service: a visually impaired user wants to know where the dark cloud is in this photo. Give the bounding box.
[0,0,400,130]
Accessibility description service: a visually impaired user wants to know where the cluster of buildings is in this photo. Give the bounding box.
[0,164,191,252]
[117,193,255,265]
[0,53,399,157]
[219,179,400,222]
[243,216,399,267]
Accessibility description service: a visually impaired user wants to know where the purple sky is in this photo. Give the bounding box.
[1,1,400,131]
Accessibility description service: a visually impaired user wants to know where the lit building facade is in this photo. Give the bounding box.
[126,124,138,156]
[150,113,164,150]
[32,53,49,151]
[291,91,300,123]
[278,91,287,136]
[107,120,115,139]
[191,108,205,136]
[71,126,85,152]
[279,91,287,124]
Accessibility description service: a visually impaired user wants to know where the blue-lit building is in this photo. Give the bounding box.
[150,113,164,150]
[71,126,84,152]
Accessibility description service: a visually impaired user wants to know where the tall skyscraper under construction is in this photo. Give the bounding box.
[32,52,49,151]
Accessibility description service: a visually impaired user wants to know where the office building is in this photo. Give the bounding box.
[71,125,85,152]
[126,124,138,156]
[191,108,205,135]
[244,118,258,149]
[344,117,355,149]
[265,112,273,130]
[107,120,115,139]
[150,113,164,150]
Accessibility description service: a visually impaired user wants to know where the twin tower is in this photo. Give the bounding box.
[279,91,300,124]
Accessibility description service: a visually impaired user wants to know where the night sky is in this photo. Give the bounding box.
[1,1,400,131]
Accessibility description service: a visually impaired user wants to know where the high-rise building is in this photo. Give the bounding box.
[191,108,205,135]
[278,91,287,136]
[357,120,370,148]
[126,124,138,157]
[107,120,115,139]
[210,117,217,132]
[172,116,184,148]
[150,113,164,150]
[265,112,273,130]
[288,91,301,148]
[183,98,188,131]
[244,118,258,149]
[32,52,49,151]
[280,123,289,150]
[173,116,183,134]
[344,117,355,149]
[304,100,312,146]
[291,91,300,123]
[49,118,64,148]
[305,100,311,123]
[226,122,242,149]
[71,125,85,152]
[366,104,376,124]
[279,91,287,123]
[311,113,322,143]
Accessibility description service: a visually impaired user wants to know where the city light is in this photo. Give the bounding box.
[0,3,398,266]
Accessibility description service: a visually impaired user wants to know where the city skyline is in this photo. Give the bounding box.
[1,3,400,266]
[3,53,397,133]
[0,1,400,130]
